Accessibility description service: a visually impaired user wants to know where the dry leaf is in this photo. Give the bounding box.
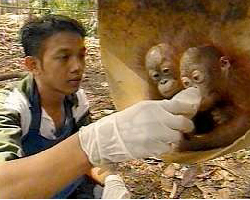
[196,183,218,199]
[161,177,173,192]
[197,169,216,179]
[211,170,224,181]
[169,182,178,199]
[218,188,231,199]
[175,165,188,179]
[220,170,229,179]
[163,163,176,178]
[181,166,198,187]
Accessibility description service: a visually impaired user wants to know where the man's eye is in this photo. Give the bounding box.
[58,55,69,60]
[79,53,85,59]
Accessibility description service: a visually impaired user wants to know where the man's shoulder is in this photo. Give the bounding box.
[0,75,31,111]
[0,84,18,104]
[0,74,32,97]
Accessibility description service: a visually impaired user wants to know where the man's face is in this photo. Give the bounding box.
[36,31,86,95]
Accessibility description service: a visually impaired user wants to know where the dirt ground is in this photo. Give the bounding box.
[1,13,250,199]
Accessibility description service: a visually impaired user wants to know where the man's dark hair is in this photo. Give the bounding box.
[20,14,86,57]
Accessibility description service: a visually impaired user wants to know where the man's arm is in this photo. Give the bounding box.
[0,134,92,198]
[0,89,92,198]
[0,108,23,161]
[0,87,201,198]
[76,111,110,184]
[0,86,29,162]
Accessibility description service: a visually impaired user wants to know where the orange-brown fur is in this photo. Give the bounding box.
[179,45,250,151]
[144,42,183,99]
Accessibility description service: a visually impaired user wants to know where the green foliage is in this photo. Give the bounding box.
[30,0,98,37]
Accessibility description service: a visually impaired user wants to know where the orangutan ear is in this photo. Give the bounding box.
[24,56,40,75]
[220,56,231,78]
[220,56,231,69]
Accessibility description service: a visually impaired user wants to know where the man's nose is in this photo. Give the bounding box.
[70,57,84,72]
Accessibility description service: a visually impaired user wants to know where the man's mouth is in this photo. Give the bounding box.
[69,78,81,81]
[68,78,82,86]
[68,76,82,81]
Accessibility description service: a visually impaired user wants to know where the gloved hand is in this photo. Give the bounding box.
[79,87,201,166]
[101,175,130,199]
[163,86,202,119]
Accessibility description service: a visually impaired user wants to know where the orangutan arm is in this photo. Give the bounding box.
[179,113,250,151]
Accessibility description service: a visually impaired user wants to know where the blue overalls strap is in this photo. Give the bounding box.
[28,79,42,134]
[21,80,95,199]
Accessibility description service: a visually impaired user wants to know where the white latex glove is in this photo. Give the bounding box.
[79,87,201,166]
[163,87,202,119]
[101,175,130,199]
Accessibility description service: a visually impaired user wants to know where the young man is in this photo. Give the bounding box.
[0,14,100,199]
[0,15,201,198]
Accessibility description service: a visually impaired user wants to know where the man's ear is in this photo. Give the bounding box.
[24,56,40,75]
[220,56,231,78]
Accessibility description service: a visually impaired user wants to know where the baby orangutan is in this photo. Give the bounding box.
[145,43,183,98]
[179,45,250,151]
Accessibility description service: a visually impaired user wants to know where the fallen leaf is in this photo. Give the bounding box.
[169,182,178,199]
[197,169,216,179]
[218,188,231,199]
[181,165,198,187]
[163,163,176,178]
[160,177,173,192]
[196,183,218,199]
[211,170,224,181]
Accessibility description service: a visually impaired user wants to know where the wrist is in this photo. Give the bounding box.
[78,124,101,166]
[102,174,131,199]
[78,118,133,166]
[105,175,124,183]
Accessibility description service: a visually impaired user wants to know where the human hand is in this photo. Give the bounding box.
[161,87,202,119]
[102,175,130,199]
[78,87,201,166]
[89,167,112,185]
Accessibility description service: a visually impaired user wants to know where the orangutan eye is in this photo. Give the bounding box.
[152,72,160,80]
[192,70,204,83]
[149,70,161,81]
[181,77,192,88]
[162,67,170,74]
[62,55,69,59]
